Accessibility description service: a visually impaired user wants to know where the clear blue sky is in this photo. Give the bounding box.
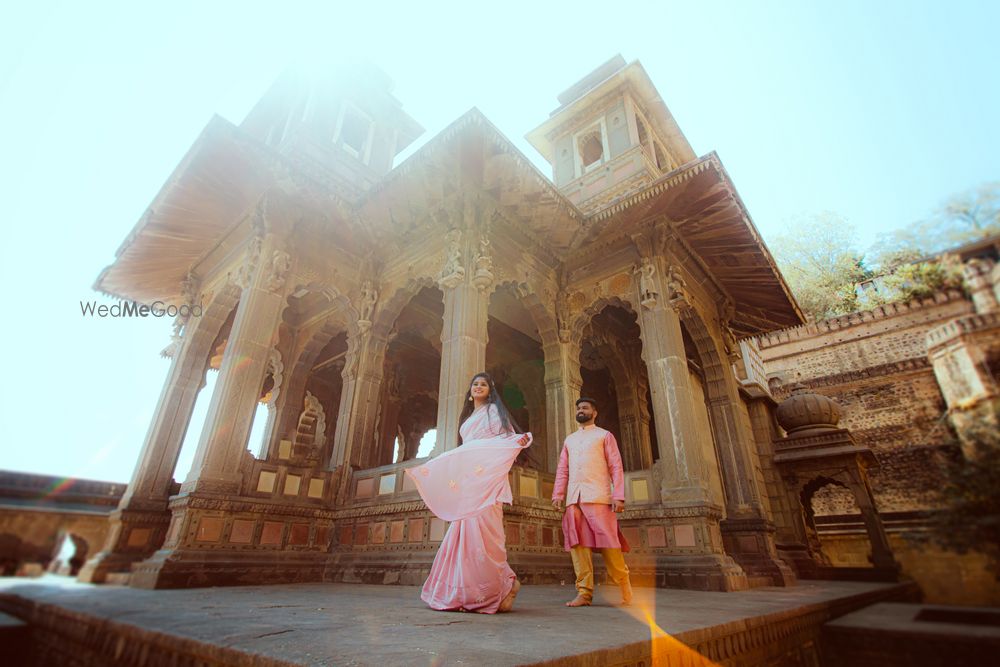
[2,0,997,483]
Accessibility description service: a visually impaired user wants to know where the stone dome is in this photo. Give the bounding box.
[775,383,842,436]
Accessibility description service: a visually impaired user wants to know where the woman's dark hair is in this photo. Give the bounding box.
[457,372,522,444]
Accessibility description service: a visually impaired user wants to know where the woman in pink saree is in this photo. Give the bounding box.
[405,372,532,613]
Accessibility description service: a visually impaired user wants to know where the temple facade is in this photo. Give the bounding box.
[79,56,846,592]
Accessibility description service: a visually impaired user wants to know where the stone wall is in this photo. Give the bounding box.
[0,471,122,576]
[756,285,1000,605]
[757,290,971,517]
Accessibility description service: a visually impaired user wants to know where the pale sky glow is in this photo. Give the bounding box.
[1,1,997,483]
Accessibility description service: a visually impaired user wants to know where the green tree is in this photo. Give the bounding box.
[770,213,871,321]
[878,254,964,301]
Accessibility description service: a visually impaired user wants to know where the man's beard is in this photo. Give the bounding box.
[575,413,589,423]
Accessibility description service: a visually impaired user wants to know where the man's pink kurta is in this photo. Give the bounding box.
[552,425,629,552]
[405,404,531,613]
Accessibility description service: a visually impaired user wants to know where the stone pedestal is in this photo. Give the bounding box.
[773,386,900,578]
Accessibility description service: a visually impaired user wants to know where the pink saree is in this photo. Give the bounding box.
[405,404,532,613]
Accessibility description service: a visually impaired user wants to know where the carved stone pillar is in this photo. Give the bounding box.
[78,281,233,583]
[330,331,389,473]
[434,281,489,451]
[180,232,290,495]
[128,217,296,589]
[543,339,582,473]
[373,370,404,467]
[636,264,715,504]
[434,221,490,453]
[628,250,748,590]
[742,387,812,574]
[700,332,796,585]
[610,346,654,471]
[844,467,897,569]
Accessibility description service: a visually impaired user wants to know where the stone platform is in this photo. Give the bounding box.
[0,576,917,666]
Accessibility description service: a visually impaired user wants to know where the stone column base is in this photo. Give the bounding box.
[721,517,797,587]
[626,553,749,591]
[76,508,172,583]
[776,542,822,579]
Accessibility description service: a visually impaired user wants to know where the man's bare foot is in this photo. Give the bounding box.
[565,594,591,607]
[620,580,633,606]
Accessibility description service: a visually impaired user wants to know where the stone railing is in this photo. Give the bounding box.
[348,459,426,505]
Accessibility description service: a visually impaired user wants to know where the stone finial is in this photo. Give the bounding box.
[775,384,842,436]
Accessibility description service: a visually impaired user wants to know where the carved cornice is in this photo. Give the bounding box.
[172,495,338,520]
[622,504,725,521]
[586,157,714,222]
[331,500,427,520]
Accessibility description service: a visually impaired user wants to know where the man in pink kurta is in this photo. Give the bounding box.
[552,397,633,607]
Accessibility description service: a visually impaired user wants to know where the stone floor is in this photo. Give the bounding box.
[0,576,913,666]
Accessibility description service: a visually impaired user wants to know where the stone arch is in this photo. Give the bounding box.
[0,533,21,575]
[180,282,243,389]
[573,296,657,470]
[798,474,859,566]
[248,348,284,459]
[488,280,560,349]
[146,282,243,492]
[484,280,559,469]
[48,532,91,576]
[372,276,438,340]
[364,277,444,467]
[275,302,356,456]
[677,307,760,512]
[569,295,639,349]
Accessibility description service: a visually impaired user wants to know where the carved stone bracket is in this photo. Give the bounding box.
[666,265,692,315]
[264,249,291,293]
[555,289,572,343]
[237,235,263,290]
[634,257,659,309]
[471,225,495,292]
[437,229,466,290]
[356,280,379,334]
